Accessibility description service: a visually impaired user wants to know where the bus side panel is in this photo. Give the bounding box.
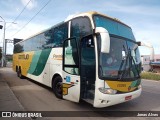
[26,48,63,88]
[22,52,34,77]
[12,52,34,77]
[12,54,18,72]
[13,48,63,88]
[49,48,63,86]
[26,49,52,86]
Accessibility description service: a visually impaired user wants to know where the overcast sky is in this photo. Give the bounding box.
[0,0,160,55]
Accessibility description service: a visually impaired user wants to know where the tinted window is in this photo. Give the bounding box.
[14,43,24,53]
[43,29,54,48]
[24,39,32,51]
[14,22,68,53]
[33,35,42,50]
[64,38,79,75]
[71,17,92,41]
[94,15,135,40]
[53,24,68,47]
[43,23,68,48]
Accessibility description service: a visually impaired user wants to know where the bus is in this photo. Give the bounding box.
[13,11,142,108]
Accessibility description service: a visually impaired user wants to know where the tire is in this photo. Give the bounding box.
[18,68,25,79]
[16,67,19,77]
[53,76,62,99]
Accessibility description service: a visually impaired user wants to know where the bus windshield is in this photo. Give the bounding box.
[94,15,135,41]
[94,15,141,80]
[97,36,141,80]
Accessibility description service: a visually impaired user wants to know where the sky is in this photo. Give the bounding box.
[0,0,160,55]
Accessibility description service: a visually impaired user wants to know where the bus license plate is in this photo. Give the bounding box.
[125,95,132,101]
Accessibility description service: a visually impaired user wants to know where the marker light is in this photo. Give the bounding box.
[99,87,117,94]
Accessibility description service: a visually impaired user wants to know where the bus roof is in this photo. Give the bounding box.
[15,11,130,45]
[65,11,130,28]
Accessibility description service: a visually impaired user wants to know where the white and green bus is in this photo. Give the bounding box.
[13,11,142,108]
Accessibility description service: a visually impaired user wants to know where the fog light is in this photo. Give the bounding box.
[99,87,117,94]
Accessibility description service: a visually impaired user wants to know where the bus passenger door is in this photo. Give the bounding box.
[80,35,96,104]
[62,38,80,102]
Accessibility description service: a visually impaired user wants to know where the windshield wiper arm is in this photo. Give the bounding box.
[118,45,128,79]
[130,55,140,78]
[119,52,130,79]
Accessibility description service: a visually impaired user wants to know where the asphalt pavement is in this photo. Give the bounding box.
[0,69,24,111]
[0,67,160,120]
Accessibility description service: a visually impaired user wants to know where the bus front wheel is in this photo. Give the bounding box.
[53,76,62,99]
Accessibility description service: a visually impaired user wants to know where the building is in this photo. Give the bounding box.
[141,54,160,71]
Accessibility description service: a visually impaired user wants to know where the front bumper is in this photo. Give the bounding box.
[93,88,142,108]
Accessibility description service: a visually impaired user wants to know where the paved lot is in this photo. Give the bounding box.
[0,67,160,120]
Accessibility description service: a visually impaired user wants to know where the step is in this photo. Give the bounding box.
[83,98,94,104]
[87,90,95,99]
[91,84,95,90]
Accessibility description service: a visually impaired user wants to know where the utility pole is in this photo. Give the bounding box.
[5,39,14,57]
[0,16,16,67]
[0,16,6,67]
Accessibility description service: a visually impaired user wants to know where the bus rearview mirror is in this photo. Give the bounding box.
[136,41,141,46]
[95,27,110,53]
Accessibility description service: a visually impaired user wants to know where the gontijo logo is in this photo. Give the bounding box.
[18,54,29,60]
[53,54,62,60]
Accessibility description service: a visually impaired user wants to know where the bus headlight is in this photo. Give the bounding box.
[99,87,117,94]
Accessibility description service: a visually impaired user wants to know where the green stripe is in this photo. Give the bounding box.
[28,51,42,74]
[32,48,52,76]
[130,79,141,87]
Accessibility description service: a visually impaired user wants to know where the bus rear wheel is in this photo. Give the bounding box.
[16,67,19,77]
[53,76,62,99]
[18,67,25,79]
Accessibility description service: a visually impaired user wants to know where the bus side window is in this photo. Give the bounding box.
[53,23,68,47]
[42,23,68,48]
[14,43,24,53]
[71,17,92,42]
[64,39,79,75]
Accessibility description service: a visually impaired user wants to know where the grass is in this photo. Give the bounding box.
[141,72,160,81]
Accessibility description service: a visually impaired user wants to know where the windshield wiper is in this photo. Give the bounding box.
[118,45,128,79]
[130,54,140,78]
[118,48,140,80]
[119,55,129,80]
